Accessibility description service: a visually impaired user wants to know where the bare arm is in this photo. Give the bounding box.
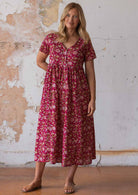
[36,51,49,71]
[85,60,96,116]
[85,59,96,109]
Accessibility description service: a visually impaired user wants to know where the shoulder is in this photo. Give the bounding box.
[78,37,91,49]
[83,38,94,50]
[44,31,58,42]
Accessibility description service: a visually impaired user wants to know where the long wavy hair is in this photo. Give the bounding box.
[55,2,90,43]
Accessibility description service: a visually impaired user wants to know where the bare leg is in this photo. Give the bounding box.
[34,161,46,181]
[21,161,46,192]
[64,165,78,193]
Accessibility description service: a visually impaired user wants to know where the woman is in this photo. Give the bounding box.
[22,2,96,194]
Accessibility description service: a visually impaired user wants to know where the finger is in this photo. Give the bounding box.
[87,106,90,114]
[88,106,95,116]
[87,112,93,116]
[87,108,93,116]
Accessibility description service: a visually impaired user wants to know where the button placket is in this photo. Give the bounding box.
[64,49,68,66]
[65,50,67,61]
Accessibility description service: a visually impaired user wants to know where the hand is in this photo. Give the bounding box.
[87,100,96,117]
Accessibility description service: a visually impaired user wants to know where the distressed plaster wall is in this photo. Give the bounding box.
[0,0,138,167]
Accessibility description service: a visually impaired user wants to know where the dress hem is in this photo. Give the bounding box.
[34,156,96,167]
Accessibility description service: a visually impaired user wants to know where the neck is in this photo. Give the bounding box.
[66,28,78,38]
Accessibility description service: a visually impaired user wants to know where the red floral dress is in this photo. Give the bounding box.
[34,32,96,167]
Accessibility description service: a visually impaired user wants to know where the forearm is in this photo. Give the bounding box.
[37,61,48,71]
[86,69,96,103]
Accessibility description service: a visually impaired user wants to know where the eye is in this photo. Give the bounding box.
[66,13,70,17]
[73,15,78,18]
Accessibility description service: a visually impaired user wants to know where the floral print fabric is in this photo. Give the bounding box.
[34,32,96,167]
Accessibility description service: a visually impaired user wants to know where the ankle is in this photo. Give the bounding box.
[65,177,74,183]
[33,177,42,182]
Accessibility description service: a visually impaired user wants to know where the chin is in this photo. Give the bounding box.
[66,25,76,29]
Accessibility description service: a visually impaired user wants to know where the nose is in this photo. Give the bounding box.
[69,16,73,22]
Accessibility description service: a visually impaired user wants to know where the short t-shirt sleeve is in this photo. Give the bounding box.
[39,34,50,55]
[84,39,96,62]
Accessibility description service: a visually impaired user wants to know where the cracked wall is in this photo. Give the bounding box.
[0,0,138,166]
[0,0,63,166]
[0,29,28,142]
[0,0,61,143]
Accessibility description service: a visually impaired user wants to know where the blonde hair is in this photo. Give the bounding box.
[55,2,90,43]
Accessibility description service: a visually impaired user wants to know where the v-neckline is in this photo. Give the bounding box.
[61,37,81,50]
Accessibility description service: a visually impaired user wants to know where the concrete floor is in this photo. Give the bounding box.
[0,166,138,195]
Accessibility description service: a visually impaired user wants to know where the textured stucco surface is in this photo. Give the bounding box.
[0,0,138,166]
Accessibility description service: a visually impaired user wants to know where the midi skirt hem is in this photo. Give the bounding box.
[34,156,96,167]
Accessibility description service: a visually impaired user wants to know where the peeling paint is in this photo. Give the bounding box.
[0,87,28,142]
[0,0,30,21]
[0,30,28,142]
[0,120,16,143]
[39,0,63,27]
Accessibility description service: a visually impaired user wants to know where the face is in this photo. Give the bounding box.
[64,8,80,30]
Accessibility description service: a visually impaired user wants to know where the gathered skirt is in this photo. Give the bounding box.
[34,64,96,167]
